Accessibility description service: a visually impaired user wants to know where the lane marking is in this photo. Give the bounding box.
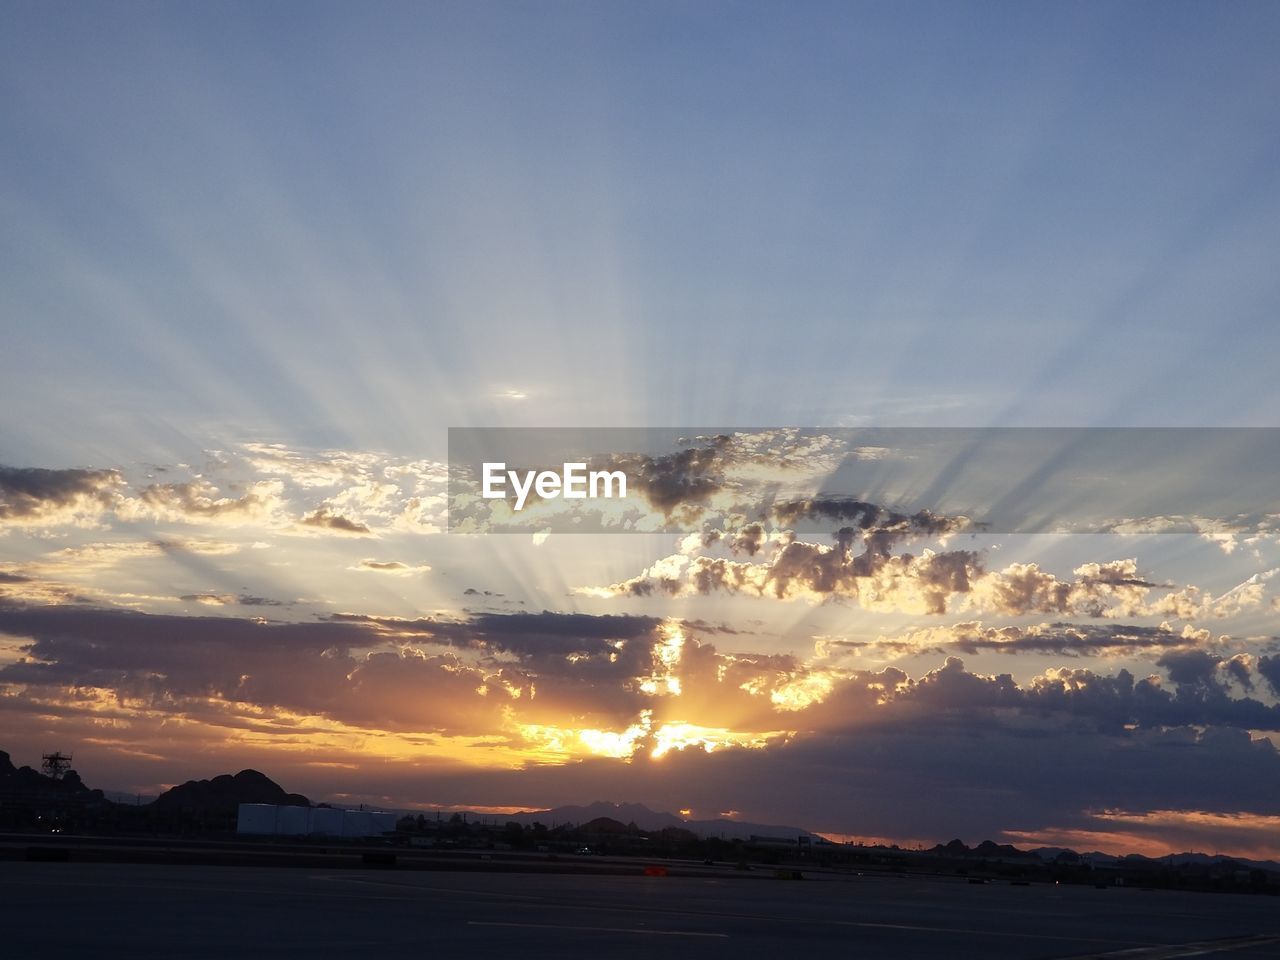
[309,874,548,902]
[313,874,1155,945]
[467,920,727,939]
[1058,934,1280,960]
[0,875,420,902]
[3,869,1252,951]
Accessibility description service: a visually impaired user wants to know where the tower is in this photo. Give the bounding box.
[41,752,72,780]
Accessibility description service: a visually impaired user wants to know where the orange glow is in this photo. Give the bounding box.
[1005,809,1280,861]
[639,621,685,696]
[650,722,787,759]
[576,711,653,759]
[768,671,837,711]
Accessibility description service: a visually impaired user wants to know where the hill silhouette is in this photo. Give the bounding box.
[151,769,309,815]
[931,838,1035,859]
[0,749,106,808]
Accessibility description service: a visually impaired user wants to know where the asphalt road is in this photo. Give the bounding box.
[1,862,1277,959]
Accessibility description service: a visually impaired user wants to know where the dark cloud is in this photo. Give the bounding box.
[1259,655,1280,697]
[178,593,287,607]
[16,596,1273,747]
[240,595,285,607]
[0,465,121,525]
[603,435,733,516]
[1159,649,1225,688]
[0,601,520,735]
[774,498,892,528]
[932,621,1212,657]
[325,610,677,726]
[336,609,662,659]
[5,595,1280,850]
[0,602,378,694]
[1026,661,1279,731]
[1157,649,1259,697]
[773,499,974,552]
[785,655,1280,735]
[728,522,767,556]
[300,507,371,535]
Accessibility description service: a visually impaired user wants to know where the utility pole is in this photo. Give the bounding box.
[41,752,72,780]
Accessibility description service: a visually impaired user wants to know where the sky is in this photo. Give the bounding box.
[3,2,1280,858]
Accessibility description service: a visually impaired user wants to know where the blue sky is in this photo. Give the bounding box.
[3,2,1280,856]
[5,1,1280,466]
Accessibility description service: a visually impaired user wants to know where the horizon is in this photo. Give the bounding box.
[4,2,1280,873]
[6,747,1278,866]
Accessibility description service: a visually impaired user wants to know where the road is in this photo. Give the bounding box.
[1,862,1276,959]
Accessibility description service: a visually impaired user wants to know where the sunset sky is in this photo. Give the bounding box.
[4,2,1280,859]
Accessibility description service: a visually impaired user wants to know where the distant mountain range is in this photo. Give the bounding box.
[928,836,1280,874]
[4,747,1276,872]
[504,800,818,841]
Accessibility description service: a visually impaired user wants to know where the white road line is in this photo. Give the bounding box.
[309,873,548,902]
[467,920,728,939]
[314,875,1152,945]
[1059,934,1280,959]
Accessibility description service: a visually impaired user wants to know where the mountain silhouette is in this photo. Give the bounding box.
[507,800,817,841]
[150,769,309,815]
[0,749,105,807]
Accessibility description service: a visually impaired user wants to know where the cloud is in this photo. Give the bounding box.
[239,443,377,488]
[452,430,850,533]
[3,446,451,539]
[607,435,734,516]
[1157,648,1258,696]
[53,538,240,568]
[6,599,1278,750]
[336,609,662,658]
[870,620,1224,658]
[601,541,1249,621]
[964,559,1160,617]
[0,465,122,529]
[299,506,372,535]
[1008,808,1280,861]
[119,479,288,527]
[592,503,1239,620]
[1023,662,1280,730]
[1258,655,1280,698]
[238,444,449,535]
[595,537,984,613]
[351,559,431,576]
[0,539,248,607]
[4,596,1280,853]
[772,499,974,550]
[179,593,287,607]
[1096,514,1280,555]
